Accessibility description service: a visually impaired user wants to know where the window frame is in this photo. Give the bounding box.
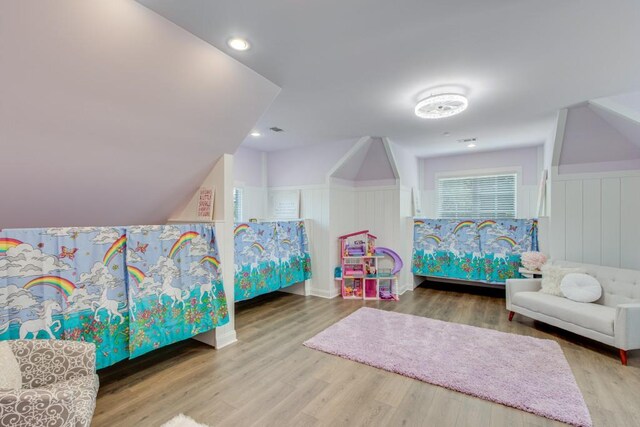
[434,167,521,219]
[233,186,244,222]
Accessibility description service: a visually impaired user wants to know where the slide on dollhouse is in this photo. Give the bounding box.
[375,247,403,275]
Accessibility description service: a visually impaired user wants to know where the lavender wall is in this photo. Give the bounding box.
[234,147,265,187]
[390,142,419,189]
[0,1,279,228]
[421,146,542,190]
[267,139,356,187]
[558,105,640,174]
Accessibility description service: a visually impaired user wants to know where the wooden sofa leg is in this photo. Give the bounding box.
[508,311,515,321]
[620,349,628,366]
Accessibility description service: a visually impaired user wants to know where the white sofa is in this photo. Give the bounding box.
[506,260,640,365]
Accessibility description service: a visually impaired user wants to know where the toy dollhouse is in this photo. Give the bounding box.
[337,230,399,300]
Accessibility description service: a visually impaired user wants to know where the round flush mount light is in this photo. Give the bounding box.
[227,37,250,51]
[250,131,261,137]
[415,94,468,119]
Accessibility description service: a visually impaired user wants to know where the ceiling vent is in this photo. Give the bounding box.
[269,126,284,133]
[457,137,477,144]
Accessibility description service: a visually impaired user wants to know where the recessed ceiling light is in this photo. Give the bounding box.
[467,143,477,148]
[227,38,250,51]
[415,94,468,119]
[250,131,261,137]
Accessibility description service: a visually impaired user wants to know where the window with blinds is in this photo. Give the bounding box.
[437,173,517,219]
[233,187,243,222]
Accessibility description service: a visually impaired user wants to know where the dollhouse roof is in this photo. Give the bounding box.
[338,230,369,240]
[338,230,377,240]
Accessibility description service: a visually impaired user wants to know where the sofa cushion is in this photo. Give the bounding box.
[540,265,584,296]
[0,341,22,390]
[561,273,602,303]
[512,291,615,336]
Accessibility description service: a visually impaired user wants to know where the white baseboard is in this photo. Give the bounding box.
[192,328,237,348]
[398,283,414,295]
[214,329,237,348]
[309,287,338,299]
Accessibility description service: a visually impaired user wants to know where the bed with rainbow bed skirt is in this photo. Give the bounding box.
[412,219,538,285]
[0,224,229,369]
[234,221,312,302]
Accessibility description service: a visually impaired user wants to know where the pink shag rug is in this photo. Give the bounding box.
[304,307,591,427]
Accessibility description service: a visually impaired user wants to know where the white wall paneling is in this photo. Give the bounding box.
[549,168,640,270]
[601,178,621,267]
[582,179,602,265]
[564,180,583,262]
[620,176,640,270]
[241,186,268,220]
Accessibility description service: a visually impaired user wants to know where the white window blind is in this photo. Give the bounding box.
[437,173,517,219]
[233,187,243,222]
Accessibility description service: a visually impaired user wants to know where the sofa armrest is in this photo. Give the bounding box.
[8,340,96,388]
[505,278,542,311]
[614,303,640,351]
[0,387,74,426]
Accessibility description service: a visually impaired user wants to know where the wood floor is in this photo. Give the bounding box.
[94,284,640,427]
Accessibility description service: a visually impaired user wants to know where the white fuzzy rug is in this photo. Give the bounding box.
[161,414,210,427]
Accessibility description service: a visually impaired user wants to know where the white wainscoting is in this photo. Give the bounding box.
[399,186,415,293]
[549,169,640,270]
[241,186,268,220]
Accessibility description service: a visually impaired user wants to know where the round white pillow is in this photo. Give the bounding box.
[560,273,602,303]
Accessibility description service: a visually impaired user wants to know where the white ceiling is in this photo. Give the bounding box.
[138,0,640,157]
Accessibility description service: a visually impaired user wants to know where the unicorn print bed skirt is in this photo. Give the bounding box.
[0,224,229,368]
[412,219,538,284]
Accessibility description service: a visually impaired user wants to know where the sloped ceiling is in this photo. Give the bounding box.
[559,105,640,168]
[590,104,640,149]
[331,138,397,183]
[355,138,396,182]
[138,0,640,157]
[589,92,640,149]
[0,1,279,228]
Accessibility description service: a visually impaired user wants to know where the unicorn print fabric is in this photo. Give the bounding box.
[0,227,129,368]
[234,221,312,302]
[275,221,312,288]
[125,224,229,358]
[1,224,229,369]
[412,219,538,284]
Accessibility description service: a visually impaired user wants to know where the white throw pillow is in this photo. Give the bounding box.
[539,265,584,296]
[0,342,22,390]
[561,273,602,303]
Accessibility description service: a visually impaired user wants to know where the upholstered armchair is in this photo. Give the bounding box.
[0,340,99,427]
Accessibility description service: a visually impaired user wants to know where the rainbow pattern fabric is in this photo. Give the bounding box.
[234,221,312,302]
[0,226,129,368]
[0,224,229,368]
[412,219,538,284]
[125,224,228,358]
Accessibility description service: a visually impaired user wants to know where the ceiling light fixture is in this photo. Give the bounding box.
[250,131,261,137]
[415,94,468,119]
[227,37,250,51]
[467,143,477,148]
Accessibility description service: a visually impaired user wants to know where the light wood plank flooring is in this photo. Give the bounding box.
[94,284,640,427]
